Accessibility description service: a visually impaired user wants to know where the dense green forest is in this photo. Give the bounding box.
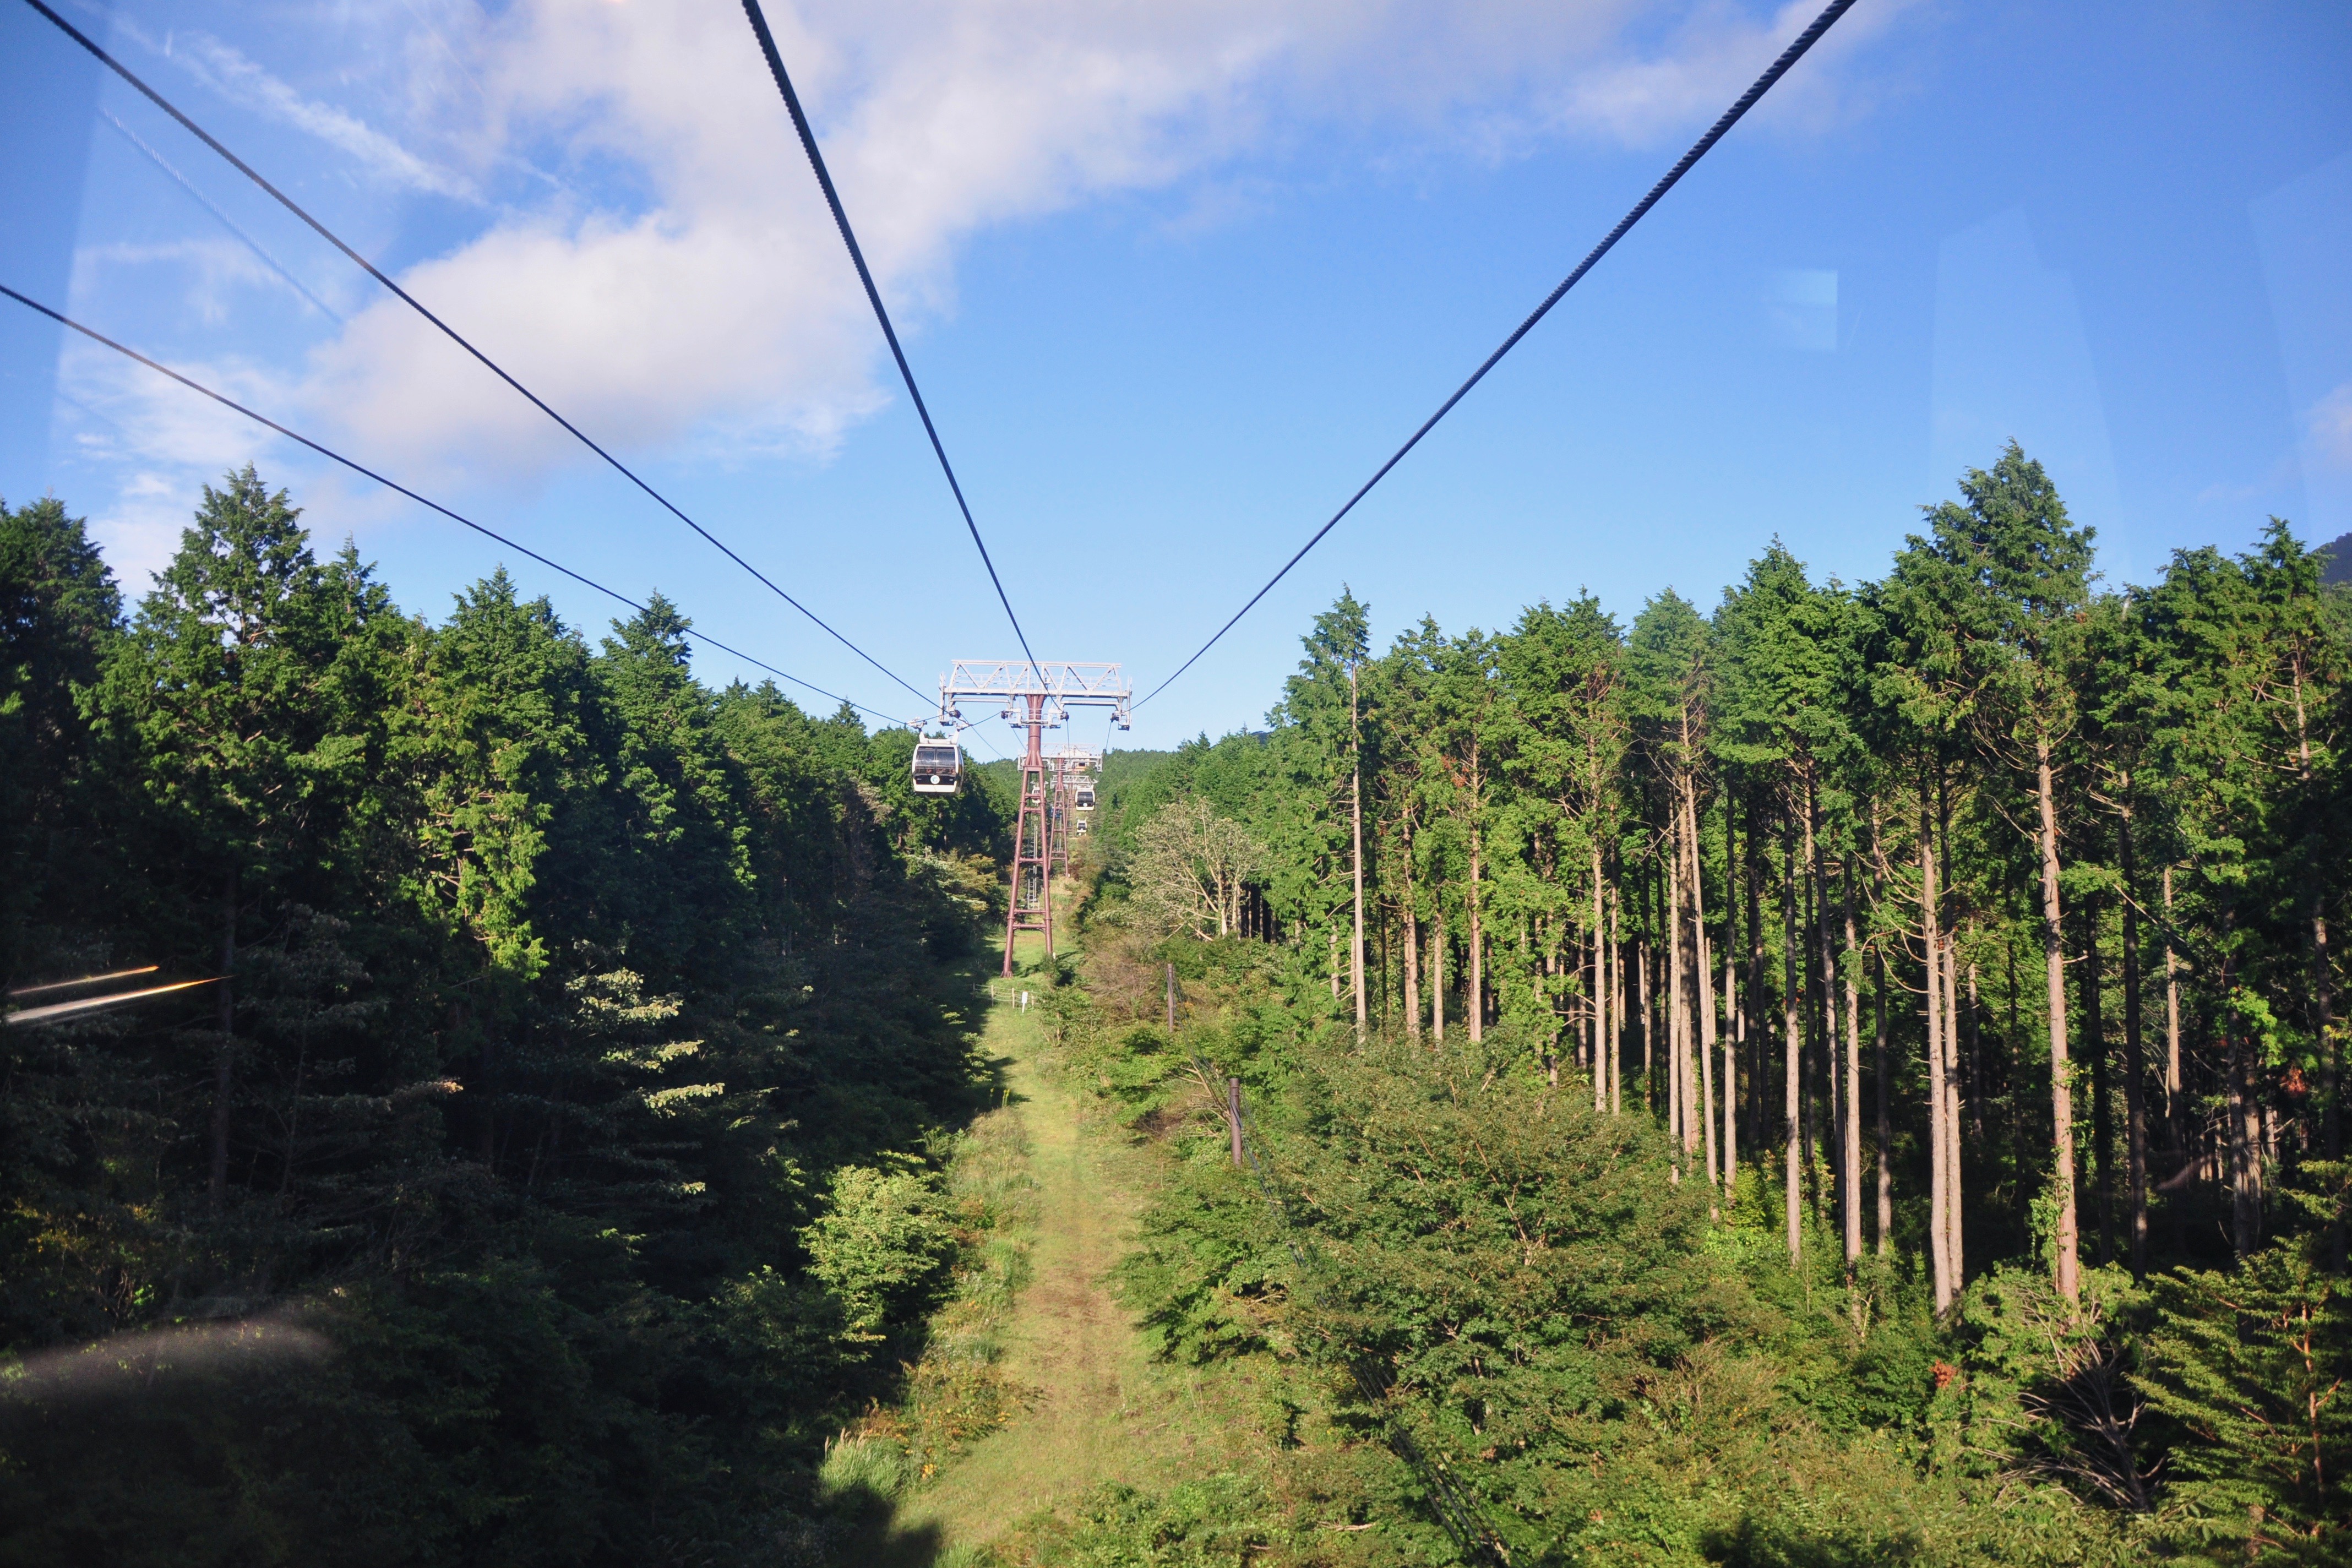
[4,446,2348,1566]
[1015,444,2351,1564]
[0,470,1019,1564]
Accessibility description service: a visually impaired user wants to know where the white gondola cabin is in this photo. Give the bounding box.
[912,738,962,794]
[1074,784,1095,809]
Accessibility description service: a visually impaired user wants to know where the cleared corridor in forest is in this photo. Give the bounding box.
[863,966,1255,1564]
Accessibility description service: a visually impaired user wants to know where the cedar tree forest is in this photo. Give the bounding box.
[2,442,2349,1566]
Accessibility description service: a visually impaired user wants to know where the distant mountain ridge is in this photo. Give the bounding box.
[2323,530,2352,585]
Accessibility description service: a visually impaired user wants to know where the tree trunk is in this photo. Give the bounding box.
[1725,785,1740,1190]
[1610,886,1624,1116]
[2321,903,2339,1165]
[1874,947,1892,1256]
[1783,826,1803,1266]
[1687,786,1719,1194]
[2163,865,2184,1153]
[2228,1020,2262,1259]
[1747,795,1768,1148]
[1923,825,1951,1314]
[1351,665,1366,1037]
[1804,792,1822,1217]
[209,864,239,1212]
[1638,933,1653,1110]
[1841,862,1863,1267]
[1433,907,1446,1047]
[1593,845,1609,1114]
[1669,842,1687,1173]
[2085,894,2111,1267]
[2120,808,2149,1278]
[2035,737,2081,1303]
[1403,826,1422,1041]
[1942,933,1965,1295]
[1468,826,1484,1044]
[1724,943,1740,1201]
[1967,961,1985,1137]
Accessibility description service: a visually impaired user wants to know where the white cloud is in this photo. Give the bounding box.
[1539,0,1917,146]
[2310,382,2352,471]
[70,2,1904,498]
[58,362,282,593]
[162,28,478,200]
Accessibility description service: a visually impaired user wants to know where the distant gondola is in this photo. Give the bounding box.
[1074,784,1095,809]
[912,737,961,794]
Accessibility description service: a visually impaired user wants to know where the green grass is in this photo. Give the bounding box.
[834,937,1278,1566]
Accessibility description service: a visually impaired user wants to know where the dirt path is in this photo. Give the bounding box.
[873,986,1242,1562]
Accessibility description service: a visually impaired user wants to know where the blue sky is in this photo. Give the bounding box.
[2,0,2346,754]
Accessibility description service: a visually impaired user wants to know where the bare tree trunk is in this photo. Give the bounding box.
[1468,826,1484,1044]
[1747,797,1768,1148]
[1669,842,1687,1174]
[209,864,239,1212]
[2164,865,2184,1153]
[2320,902,2339,1160]
[1640,931,1653,1109]
[2085,895,2111,1267]
[1874,948,1892,1256]
[2228,1020,2262,1259]
[1725,786,1740,1191]
[1403,826,1422,1041]
[1942,933,1965,1295]
[1967,961,1984,1138]
[1610,886,1624,1116]
[1842,862,1863,1267]
[1784,827,1803,1266]
[2035,737,2081,1303]
[1687,787,1719,1195]
[1351,665,1366,1037]
[2120,808,2149,1278]
[1593,845,1609,1114]
[1924,825,1951,1314]
[1804,792,1823,1218]
[1433,907,1446,1047]
[1724,942,1740,1202]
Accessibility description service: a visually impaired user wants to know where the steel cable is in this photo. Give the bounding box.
[3,284,909,725]
[1137,0,1861,707]
[738,0,1043,686]
[19,0,933,712]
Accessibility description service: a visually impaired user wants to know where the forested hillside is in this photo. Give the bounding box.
[6,445,2348,1567]
[1027,443,2351,1565]
[0,471,1016,1564]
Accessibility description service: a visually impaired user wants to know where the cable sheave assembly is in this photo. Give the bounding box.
[2,284,906,725]
[19,0,931,711]
[738,0,1043,684]
[1137,0,1861,707]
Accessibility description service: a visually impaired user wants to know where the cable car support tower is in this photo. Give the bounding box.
[939,661,1129,976]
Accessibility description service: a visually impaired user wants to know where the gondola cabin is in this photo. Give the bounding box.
[1074,784,1095,809]
[911,739,961,795]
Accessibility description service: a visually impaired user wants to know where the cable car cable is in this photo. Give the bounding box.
[18,0,933,712]
[1,284,910,726]
[1134,0,1859,709]
[739,0,1043,685]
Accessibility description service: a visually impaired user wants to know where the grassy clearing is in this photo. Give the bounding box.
[829,939,1284,1565]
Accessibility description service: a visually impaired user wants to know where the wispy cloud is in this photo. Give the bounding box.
[2310,382,2352,471]
[1543,0,1921,146]
[157,25,476,199]
[64,1,1908,503]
